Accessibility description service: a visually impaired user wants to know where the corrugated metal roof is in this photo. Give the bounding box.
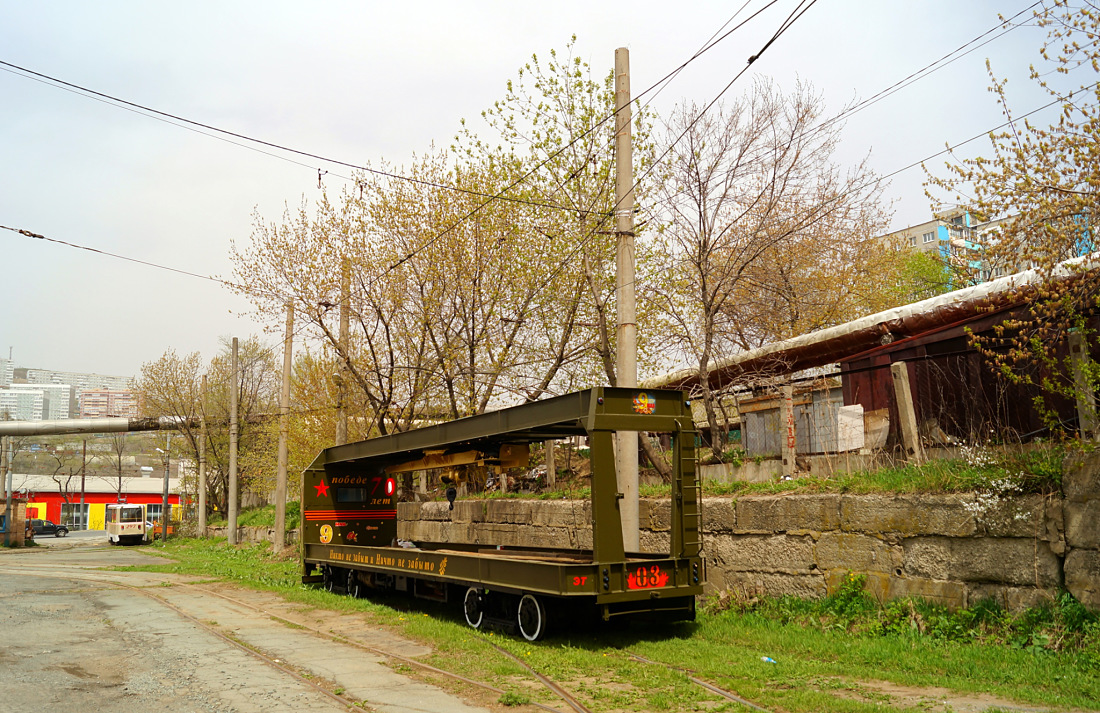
[643,255,1098,392]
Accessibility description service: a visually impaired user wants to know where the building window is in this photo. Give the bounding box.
[908,235,917,247]
[922,231,935,243]
[61,503,89,530]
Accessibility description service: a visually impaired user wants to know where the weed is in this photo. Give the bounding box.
[497,691,530,706]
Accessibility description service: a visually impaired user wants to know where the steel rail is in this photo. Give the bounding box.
[629,653,770,712]
[489,642,594,713]
[185,583,569,713]
[2,563,568,713]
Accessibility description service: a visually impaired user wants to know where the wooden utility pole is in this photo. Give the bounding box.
[198,373,208,534]
[228,336,240,545]
[335,263,350,446]
[780,385,796,477]
[545,440,557,489]
[890,361,924,464]
[614,47,639,552]
[275,302,294,552]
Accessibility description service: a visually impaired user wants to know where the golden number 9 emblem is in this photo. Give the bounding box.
[633,392,656,414]
[319,524,333,544]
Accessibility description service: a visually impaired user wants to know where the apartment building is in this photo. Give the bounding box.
[0,389,43,421]
[884,208,1015,286]
[5,383,71,420]
[78,389,139,418]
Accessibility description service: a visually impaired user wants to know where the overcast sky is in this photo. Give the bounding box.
[0,1,1062,379]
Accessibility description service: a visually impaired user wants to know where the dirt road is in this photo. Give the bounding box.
[0,537,490,712]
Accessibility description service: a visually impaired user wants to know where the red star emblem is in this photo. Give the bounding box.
[314,481,330,497]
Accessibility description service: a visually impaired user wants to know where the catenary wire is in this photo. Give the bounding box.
[0,0,781,221]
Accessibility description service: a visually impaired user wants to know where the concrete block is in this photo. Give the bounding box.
[978,494,1045,537]
[705,569,826,599]
[816,532,899,574]
[824,570,891,601]
[734,494,841,533]
[698,460,782,483]
[397,502,420,521]
[450,500,487,524]
[639,530,670,555]
[967,583,1055,611]
[902,536,1062,588]
[706,534,816,573]
[641,499,671,532]
[701,498,735,533]
[1066,548,1100,610]
[840,494,976,536]
[1065,499,1100,550]
[485,500,530,524]
[417,502,452,521]
[1063,451,1100,502]
[886,576,968,608]
[472,522,529,547]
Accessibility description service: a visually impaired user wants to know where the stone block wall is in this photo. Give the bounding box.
[701,493,1065,610]
[396,469,1098,610]
[1064,453,1100,609]
[206,525,300,546]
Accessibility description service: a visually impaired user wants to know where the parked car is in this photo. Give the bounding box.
[31,519,69,537]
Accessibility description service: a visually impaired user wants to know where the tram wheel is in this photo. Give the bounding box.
[348,572,363,599]
[463,587,484,629]
[516,594,547,641]
[323,567,338,593]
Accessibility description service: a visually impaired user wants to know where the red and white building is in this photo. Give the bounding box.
[9,473,184,529]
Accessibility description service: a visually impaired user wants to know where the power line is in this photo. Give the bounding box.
[0,1,792,276]
[811,1,1046,135]
[643,1,1053,221]
[0,59,587,215]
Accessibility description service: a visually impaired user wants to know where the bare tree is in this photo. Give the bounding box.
[653,79,889,448]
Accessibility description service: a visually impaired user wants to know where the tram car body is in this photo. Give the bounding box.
[106,503,148,545]
[301,387,704,640]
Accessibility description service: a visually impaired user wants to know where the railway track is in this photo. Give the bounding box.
[4,561,766,713]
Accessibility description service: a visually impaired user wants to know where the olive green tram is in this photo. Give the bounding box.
[301,387,704,641]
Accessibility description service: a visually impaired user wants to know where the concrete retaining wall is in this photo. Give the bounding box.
[206,525,299,546]
[396,454,1100,610]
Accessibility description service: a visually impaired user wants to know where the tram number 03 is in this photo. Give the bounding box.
[627,565,670,590]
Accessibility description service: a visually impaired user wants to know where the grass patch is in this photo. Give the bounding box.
[706,444,1067,497]
[391,444,1069,503]
[121,538,1100,712]
[207,501,300,529]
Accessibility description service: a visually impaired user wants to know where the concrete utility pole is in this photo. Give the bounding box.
[614,47,639,552]
[2,436,9,546]
[228,337,240,545]
[275,302,294,552]
[160,433,171,542]
[80,439,86,529]
[335,263,350,446]
[199,374,208,534]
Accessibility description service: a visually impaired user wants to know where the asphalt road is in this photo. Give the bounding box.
[0,537,491,713]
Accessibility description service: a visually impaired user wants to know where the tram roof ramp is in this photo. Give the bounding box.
[307,387,692,471]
